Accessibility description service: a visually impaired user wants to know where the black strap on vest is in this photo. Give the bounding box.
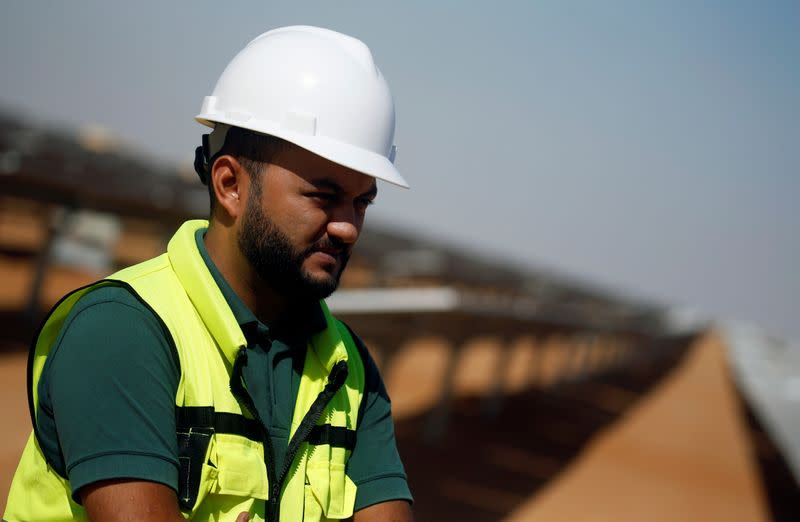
[307,424,357,451]
[176,406,358,446]
[176,406,262,442]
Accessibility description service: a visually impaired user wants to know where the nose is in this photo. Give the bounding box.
[326,210,361,245]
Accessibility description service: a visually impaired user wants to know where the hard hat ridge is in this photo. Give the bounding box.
[250,26,378,76]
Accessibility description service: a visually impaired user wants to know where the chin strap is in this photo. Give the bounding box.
[193,134,211,185]
[194,125,232,186]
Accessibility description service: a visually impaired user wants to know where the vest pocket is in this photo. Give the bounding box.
[303,461,357,520]
[211,433,269,499]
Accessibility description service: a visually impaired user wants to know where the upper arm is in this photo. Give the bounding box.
[81,480,186,522]
[41,287,181,501]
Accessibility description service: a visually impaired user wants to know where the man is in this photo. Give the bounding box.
[5,26,413,521]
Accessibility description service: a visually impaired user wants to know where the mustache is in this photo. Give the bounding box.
[304,237,348,256]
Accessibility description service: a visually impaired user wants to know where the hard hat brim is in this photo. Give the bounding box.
[196,115,409,189]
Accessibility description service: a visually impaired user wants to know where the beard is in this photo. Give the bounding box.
[238,192,349,303]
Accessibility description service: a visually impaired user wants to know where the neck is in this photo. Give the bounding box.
[204,222,288,324]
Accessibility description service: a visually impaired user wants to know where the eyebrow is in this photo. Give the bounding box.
[311,178,378,199]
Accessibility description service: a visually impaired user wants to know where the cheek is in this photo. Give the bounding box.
[277,199,329,239]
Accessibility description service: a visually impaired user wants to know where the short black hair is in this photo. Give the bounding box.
[207,127,286,209]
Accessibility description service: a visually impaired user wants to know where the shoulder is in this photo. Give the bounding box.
[47,284,179,374]
[69,284,153,314]
[59,285,173,350]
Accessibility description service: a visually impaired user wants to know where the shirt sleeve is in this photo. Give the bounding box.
[41,286,180,502]
[346,333,413,511]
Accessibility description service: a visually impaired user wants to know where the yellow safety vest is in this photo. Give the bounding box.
[5,220,365,522]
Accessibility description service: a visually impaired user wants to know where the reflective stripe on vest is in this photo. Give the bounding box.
[4,220,365,522]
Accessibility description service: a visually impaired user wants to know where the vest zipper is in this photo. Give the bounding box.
[230,347,349,522]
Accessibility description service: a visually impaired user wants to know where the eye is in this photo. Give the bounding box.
[309,192,337,203]
[354,197,374,214]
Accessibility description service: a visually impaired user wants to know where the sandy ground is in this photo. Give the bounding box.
[505,332,769,522]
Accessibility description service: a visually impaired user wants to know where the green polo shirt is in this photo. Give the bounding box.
[36,229,411,511]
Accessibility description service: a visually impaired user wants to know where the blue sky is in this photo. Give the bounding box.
[1,1,798,338]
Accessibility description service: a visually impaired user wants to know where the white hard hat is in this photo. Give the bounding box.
[196,25,408,188]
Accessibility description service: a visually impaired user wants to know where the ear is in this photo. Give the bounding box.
[210,155,247,219]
